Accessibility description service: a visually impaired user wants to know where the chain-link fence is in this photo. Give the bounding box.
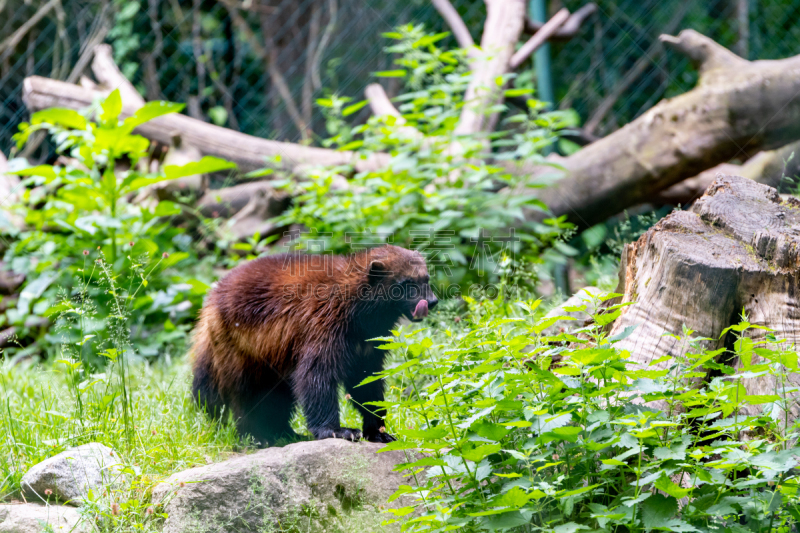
[0,0,797,157]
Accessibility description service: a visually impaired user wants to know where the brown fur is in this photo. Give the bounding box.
[191,245,437,445]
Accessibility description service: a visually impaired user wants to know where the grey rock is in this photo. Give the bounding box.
[152,439,414,533]
[21,443,125,505]
[0,503,85,533]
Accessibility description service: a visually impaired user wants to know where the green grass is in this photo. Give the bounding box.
[0,350,395,532]
[0,357,241,530]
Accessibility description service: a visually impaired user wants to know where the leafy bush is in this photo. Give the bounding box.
[272,25,577,290]
[372,294,800,532]
[3,90,234,362]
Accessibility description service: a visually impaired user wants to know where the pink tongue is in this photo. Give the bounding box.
[413,299,429,319]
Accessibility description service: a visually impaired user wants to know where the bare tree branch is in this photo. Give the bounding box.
[509,8,570,69]
[524,3,596,40]
[431,0,474,51]
[454,0,526,136]
[0,0,58,57]
[91,44,145,108]
[66,4,110,85]
[311,0,337,91]
[365,83,426,141]
[302,4,321,131]
[364,83,403,120]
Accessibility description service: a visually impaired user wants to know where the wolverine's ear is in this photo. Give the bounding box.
[368,260,388,282]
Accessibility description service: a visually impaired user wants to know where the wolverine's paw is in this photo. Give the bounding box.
[363,427,396,443]
[335,427,363,441]
[314,427,362,442]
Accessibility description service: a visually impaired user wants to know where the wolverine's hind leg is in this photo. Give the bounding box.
[192,349,224,419]
[235,367,299,448]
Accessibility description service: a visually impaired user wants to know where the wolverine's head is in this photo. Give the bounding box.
[366,245,438,322]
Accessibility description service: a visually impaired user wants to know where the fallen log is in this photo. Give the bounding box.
[197,181,289,219]
[607,174,800,419]
[654,140,800,206]
[197,182,291,241]
[22,76,390,175]
[523,30,800,228]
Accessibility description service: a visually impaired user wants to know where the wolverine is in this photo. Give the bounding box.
[190,245,438,446]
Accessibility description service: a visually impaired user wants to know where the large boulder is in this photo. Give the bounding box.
[20,443,125,505]
[152,439,413,533]
[0,503,85,532]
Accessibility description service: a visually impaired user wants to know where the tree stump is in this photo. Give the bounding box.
[607,174,800,418]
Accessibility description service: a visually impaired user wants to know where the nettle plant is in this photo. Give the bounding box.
[6,90,234,360]
[372,294,800,533]
[272,25,576,289]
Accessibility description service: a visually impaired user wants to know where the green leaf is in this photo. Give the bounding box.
[164,156,236,180]
[553,523,589,533]
[654,474,690,499]
[101,89,123,124]
[30,108,87,130]
[121,101,185,132]
[541,426,581,443]
[11,165,57,181]
[374,70,407,78]
[342,100,369,116]
[244,168,274,179]
[595,308,622,326]
[471,421,510,441]
[461,443,501,462]
[400,425,449,440]
[504,88,534,97]
[480,511,533,529]
[491,486,530,509]
[744,394,781,405]
[640,493,678,530]
[413,32,449,48]
[208,105,228,126]
[154,201,181,216]
[338,140,364,151]
[159,252,189,270]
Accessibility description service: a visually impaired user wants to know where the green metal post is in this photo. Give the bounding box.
[529,0,554,107]
[530,0,568,294]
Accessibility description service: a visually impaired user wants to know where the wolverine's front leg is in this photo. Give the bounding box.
[344,344,396,443]
[294,355,361,441]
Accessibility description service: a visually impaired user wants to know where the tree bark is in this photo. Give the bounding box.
[22,76,390,175]
[606,174,800,419]
[524,29,800,228]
